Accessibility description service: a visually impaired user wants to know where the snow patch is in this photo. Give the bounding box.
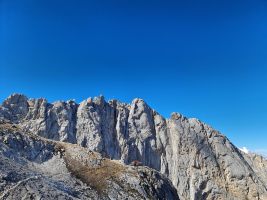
[239,147,250,154]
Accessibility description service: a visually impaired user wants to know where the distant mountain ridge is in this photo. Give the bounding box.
[0,93,267,200]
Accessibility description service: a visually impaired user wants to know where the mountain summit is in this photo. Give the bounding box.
[0,94,267,200]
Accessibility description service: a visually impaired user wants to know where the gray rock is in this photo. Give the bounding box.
[1,94,29,122]
[0,121,179,200]
[1,94,267,199]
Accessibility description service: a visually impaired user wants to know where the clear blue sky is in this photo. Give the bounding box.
[1,0,267,154]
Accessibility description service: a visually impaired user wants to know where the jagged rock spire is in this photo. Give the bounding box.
[0,94,267,199]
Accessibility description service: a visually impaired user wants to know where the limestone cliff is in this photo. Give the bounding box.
[0,120,178,199]
[1,93,267,200]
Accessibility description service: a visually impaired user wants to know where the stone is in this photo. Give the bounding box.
[0,94,267,199]
[0,121,179,200]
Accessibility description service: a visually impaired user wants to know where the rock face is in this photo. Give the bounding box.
[0,121,178,200]
[1,93,267,200]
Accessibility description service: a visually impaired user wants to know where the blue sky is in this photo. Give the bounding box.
[1,0,267,155]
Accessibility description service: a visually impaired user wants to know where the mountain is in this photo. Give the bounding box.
[0,93,266,200]
[0,120,178,199]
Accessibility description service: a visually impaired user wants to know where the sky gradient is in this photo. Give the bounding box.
[1,0,267,155]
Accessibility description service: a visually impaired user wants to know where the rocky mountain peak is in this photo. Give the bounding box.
[170,112,183,120]
[1,93,29,122]
[3,93,28,104]
[0,94,266,200]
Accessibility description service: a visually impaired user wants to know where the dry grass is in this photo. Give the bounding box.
[56,144,125,195]
[64,156,124,194]
[0,122,20,132]
[0,123,128,195]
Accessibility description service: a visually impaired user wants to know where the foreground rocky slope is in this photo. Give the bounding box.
[0,94,267,199]
[0,121,178,199]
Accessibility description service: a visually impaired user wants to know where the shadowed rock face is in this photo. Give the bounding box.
[1,93,267,200]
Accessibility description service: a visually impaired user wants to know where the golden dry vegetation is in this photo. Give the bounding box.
[54,143,126,194]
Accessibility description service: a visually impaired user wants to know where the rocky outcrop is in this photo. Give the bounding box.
[1,93,267,199]
[0,121,179,200]
[241,152,267,188]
